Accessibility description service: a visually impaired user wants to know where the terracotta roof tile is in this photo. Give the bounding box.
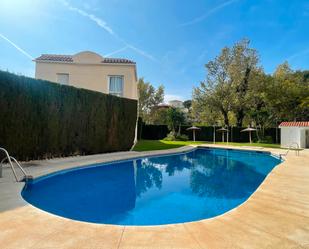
[279,121,309,127]
[102,58,135,64]
[36,54,73,62]
[35,54,135,64]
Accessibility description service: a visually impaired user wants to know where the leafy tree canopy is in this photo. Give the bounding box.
[192,39,309,128]
[166,107,186,133]
[138,78,164,123]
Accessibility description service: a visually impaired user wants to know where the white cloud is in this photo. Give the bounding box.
[180,0,239,27]
[0,33,33,60]
[61,0,157,62]
[61,0,114,35]
[126,44,158,62]
[104,46,129,57]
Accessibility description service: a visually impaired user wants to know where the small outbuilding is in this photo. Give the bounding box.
[279,121,309,148]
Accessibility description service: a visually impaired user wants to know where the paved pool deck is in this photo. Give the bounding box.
[0,145,309,249]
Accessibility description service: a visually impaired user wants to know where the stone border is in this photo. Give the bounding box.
[1,145,308,248]
[0,144,283,213]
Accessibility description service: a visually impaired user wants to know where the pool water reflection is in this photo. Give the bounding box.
[22,148,281,225]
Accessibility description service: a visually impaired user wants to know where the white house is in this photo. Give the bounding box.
[279,121,309,149]
[168,100,184,109]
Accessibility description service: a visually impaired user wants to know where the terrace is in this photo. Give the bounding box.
[1,2,308,247]
[1,144,309,249]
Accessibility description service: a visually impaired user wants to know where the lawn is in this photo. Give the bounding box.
[133,140,281,151]
[216,141,281,149]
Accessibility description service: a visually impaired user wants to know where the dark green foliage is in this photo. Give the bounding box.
[140,124,169,140]
[0,70,137,160]
[163,132,189,141]
[183,100,192,109]
[166,107,185,133]
[138,124,280,143]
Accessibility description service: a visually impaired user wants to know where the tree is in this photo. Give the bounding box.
[148,108,169,125]
[192,91,227,126]
[273,61,293,78]
[193,46,234,126]
[183,100,192,109]
[166,107,185,135]
[193,41,308,130]
[229,39,259,127]
[245,71,273,139]
[193,39,261,127]
[265,62,309,122]
[295,70,309,119]
[138,78,164,123]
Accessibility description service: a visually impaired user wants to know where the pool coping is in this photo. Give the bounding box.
[27,145,280,182]
[0,144,285,220]
[1,145,199,213]
[21,145,283,227]
[1,144,308,248]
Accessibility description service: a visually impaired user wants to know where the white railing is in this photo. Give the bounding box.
[280,142,300,158]
[0,147,32,182]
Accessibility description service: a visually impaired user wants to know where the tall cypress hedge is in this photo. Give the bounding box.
[0,70,137,160]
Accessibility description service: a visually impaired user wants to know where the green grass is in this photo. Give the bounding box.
[133,140,281,151]
[215,142,281,149]
[133,140,206,151]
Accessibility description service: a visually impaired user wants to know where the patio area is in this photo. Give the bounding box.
[0,145,309,249]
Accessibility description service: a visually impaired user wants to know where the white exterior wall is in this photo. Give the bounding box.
[35,52,138,100]
[299,128,309,148]
[280,127,301,148]
[35,62,137,100]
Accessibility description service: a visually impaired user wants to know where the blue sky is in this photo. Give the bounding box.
[0,0,308,102]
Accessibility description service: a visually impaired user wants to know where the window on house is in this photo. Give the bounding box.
[57,73,69,85]
[109,76,124,97]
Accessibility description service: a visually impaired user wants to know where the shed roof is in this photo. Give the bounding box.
[279,121,309,127]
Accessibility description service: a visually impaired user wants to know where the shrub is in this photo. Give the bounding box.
[163,132,176,141]
[163,132,189,141]
[257,136,273,144]
[0,70,137,160]
[177,134,189,141]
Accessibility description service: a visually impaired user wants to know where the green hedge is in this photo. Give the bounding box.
[0,70,137,160]
[138,124,280,143]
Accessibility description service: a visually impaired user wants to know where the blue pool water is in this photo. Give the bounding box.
[22,148,281,226]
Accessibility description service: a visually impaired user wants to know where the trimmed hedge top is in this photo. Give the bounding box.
[0,70,137,160]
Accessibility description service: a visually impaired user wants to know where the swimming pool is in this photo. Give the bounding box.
[22,148,282,226]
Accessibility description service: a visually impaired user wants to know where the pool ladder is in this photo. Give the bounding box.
[279,142,300,159]
[0,147,32,182]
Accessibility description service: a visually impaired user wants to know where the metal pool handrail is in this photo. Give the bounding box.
[0,147,31,182]
[280,142,300,158]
